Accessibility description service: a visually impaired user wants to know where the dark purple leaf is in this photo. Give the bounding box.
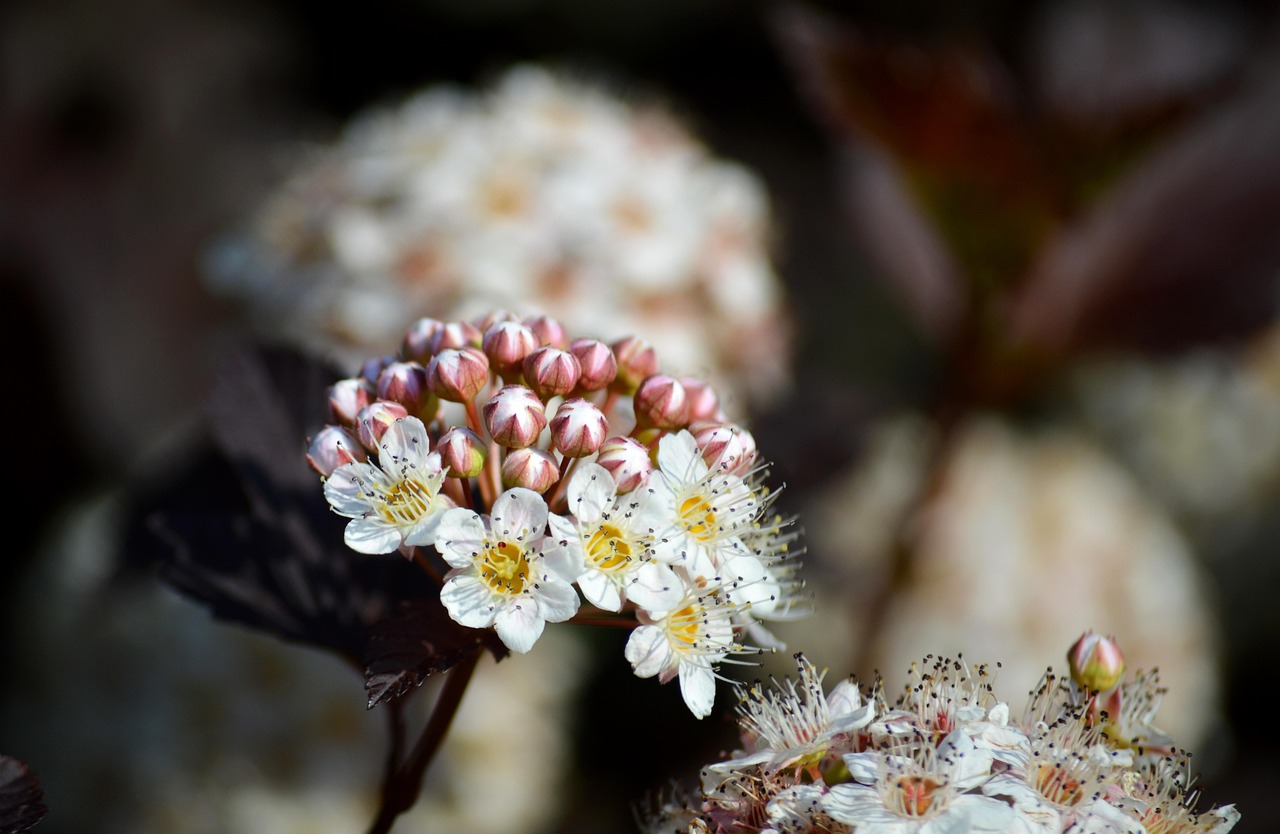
[126,343,435,663]
[0,756,46,834]
[364,598,507,709]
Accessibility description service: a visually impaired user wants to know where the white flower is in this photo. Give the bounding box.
[323,416,453,554]
[624,583,745,719]
[435,488,579,653]
[705,654,874,789]
[649,430,764,577]
[546,463,683,613]
[824,731,1012,834]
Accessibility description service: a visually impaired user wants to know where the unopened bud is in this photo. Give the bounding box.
[523,347,581,400]
[360,355,396,384]
[377,361,437,421]
[550,398,609,458]
[402,317,445,362]
[306,425,366,476]
[596,436,653,493]
[691,422,756,475]
[501,447,560,493]
[427,347,490,402]
[483,321,538,382]
[569,338,617,392]
[1068,632,1126,692]
[483,384,548,448]
[437,427,487,478]
[609,336,659,394]
[476,309,519,333]
[634,374,690,430]
[327,377,376,426]
[681,378,724,423]
[525,314,568,348]
[428,320,483,353]
[355,401,410,452]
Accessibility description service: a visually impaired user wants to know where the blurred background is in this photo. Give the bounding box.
[2,0,1279,831]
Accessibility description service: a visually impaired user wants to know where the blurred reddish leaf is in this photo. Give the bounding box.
[0,756,45,834]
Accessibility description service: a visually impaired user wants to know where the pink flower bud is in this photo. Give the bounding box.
[437,427,487,478]
[681,378,724,423]
[306,425,366,476]
[596,436,653,493]
[525,314,568,348]
[377,361,437,421]
[427,347,490,402]
[550,398,609,458]
[476,309,519,333]
[428,320,482,353]
[355,401,410,452]
[690,422,757,474]
[326,377,376,426]
[523,347,581,400]
[568,338,617,392]
[633,374,690,430]
[1068,632,1126,692]
[609,335,659,394]
[501,447,560,493]
[482,384,548,448]
[360,355,396,384]
[483,321,538,381]
[402,317,445,362]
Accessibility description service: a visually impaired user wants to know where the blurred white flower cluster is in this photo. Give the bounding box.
[311,311,809,718]
[1073,325,1280,532]
[805,417,1220,749]
[207,65,790,411]
[641,639,1239,834]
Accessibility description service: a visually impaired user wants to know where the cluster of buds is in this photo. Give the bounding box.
[307,311,810,716]
[640,634,1239,834]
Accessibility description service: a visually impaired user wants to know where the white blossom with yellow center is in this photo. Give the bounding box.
[435,488,579,653]
[323,416,454,554]
[545,462,683,614]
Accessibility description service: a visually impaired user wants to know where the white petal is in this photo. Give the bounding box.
[579,570,623,612]
[434,508,487,568]
[440,574,497,628]
[624,562,683,613]
[625,625,672,679]
[822,784,907,830]
[656,430,706,483]
[533,576,580,622]
[566,462,615,522]
[323,463,380,516]
[494,601,545,653]
[491,487,549,539]
[677,660,716,719]
[380,416,432,468]
[403,507,446,547]
[538,527,585,580]
[344,518,402,554]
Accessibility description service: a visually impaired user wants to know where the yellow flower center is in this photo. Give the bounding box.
[586,523,633,572]
[479,540,530,595]
[666,604,702,647]
[1035,763,1084,806]
[679,495,718,541]
[377,477,436,525]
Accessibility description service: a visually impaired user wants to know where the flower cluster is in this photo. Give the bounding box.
[308,312,809,717]
[209,65,790,409]
[641,635,1239,833]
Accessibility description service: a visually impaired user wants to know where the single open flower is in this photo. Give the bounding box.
[323,416,454,553]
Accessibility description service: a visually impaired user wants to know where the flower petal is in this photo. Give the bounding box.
[440,574,497,628]
[625,624,672,679]
[491,487,549,540]
[344,517,402,554]
[677,659,717,719]
[494,600,545,653]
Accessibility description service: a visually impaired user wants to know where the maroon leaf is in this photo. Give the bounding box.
[0,756,46,834]
[127,343,435,663]
[364,597,507,709]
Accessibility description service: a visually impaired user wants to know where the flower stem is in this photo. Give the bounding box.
[365,649,482,834]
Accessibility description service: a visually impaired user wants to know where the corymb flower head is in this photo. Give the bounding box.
[651,634,1239,834]
[309,309,808,717]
